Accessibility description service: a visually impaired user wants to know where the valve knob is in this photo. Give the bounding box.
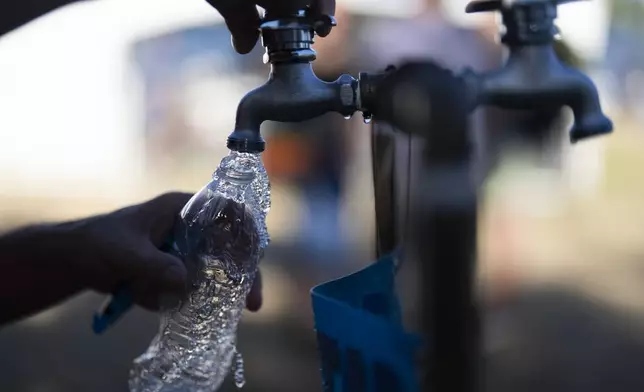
[465,0,584,13]
[312,14,337,37]
[465,0,584,45]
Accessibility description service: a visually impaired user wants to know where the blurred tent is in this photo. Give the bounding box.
[0,0,224,206]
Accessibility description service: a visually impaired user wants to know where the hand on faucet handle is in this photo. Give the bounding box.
[204,0,336,54]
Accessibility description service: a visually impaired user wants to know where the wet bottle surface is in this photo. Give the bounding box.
[245,157,271,250]
[129,152,263,392]
[232,154,271,388]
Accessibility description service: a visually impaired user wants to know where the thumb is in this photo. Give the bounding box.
[143,192,193,247]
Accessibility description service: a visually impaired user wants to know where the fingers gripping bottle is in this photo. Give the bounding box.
[129,151,265,392]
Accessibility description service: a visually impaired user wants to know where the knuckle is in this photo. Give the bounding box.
[137,193,191,224]
[130,246,159,275]
[153,192,193,208]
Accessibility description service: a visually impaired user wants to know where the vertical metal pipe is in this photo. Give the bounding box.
[362,61,480,392]
[415,134,478,392]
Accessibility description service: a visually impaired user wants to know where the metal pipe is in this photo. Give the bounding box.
[363,62,480,392]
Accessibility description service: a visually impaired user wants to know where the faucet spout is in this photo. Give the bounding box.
[565,67,614,143]
[228,62,358,152]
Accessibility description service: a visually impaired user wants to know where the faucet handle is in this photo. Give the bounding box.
[259,7,335,64]
[465,0,501,13]
[466,0,584,13]
[261,6,336,36]
[466,0,586,46]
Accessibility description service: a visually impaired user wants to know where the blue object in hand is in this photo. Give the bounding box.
[92,238,175,335]
[92,283,134,334]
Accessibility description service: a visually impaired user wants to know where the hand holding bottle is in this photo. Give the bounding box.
[78,192,262,312]
[80,193,192,311]
[0,192,263,327]
[130,152,269,392]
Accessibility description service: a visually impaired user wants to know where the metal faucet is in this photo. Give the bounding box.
[461,0,613,142]
[226,8,360,153]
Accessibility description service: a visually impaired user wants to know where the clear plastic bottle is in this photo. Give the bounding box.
[129,151,262,392]
[234,154,271,387]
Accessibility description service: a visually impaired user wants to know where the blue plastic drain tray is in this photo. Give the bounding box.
[311,252,422,392]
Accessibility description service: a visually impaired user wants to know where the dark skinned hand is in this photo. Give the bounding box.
[78,193,263,312]
[0,193,262,326]
[203,0,336,54]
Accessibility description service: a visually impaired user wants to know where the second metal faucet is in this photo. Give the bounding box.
[462,0,613,142]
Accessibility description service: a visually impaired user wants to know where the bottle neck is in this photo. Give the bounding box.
[211,151,262,203]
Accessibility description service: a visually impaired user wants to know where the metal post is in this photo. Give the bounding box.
[366,62,480,392]
[414,113,478,392]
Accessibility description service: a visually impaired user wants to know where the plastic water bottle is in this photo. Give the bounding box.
[229,154,271,388]
[230,152,271,389]
[129,151,263,392]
